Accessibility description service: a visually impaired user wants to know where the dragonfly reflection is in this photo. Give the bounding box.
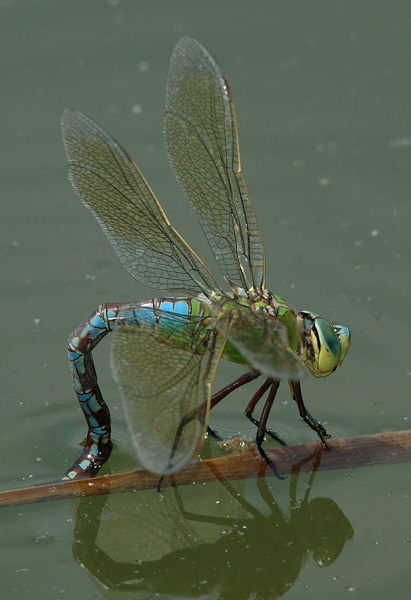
[72,454,354,597]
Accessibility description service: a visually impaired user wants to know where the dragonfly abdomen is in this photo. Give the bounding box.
[65,298,212,479]
[140,297,213,353]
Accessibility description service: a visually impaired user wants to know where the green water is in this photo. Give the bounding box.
[1,1,410,598]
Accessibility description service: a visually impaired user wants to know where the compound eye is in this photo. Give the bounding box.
[312,318,342,377]
[332,324,351,365]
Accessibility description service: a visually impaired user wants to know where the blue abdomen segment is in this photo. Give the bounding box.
[64,298,211,479]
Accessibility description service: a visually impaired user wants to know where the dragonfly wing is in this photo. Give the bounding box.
[61,108,217,296]
[110,313,225,475]
[212,300,306,381]
[164,37,265,292]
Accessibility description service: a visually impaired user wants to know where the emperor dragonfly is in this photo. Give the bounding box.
[62,37,350,480]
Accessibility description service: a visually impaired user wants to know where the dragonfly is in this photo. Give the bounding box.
[61,37,350,481]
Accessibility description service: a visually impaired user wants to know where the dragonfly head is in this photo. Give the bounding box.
[296,311,351,378]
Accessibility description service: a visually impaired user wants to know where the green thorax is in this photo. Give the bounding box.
[216,290,298,365]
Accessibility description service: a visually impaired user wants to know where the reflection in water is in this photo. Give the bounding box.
[73,454,353,599]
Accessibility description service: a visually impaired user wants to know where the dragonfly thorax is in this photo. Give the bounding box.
[297,311,351,378]
[211,288,300,354]
[249,288,300,352]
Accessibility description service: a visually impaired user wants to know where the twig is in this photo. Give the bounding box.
[1,430,410,508]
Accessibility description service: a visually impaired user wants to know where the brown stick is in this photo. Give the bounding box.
[1,429,410,508]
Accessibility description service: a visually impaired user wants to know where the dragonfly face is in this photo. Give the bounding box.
[297,311,351,378]
[62,37,351,479]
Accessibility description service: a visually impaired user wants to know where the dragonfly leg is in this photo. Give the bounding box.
[163,371,259,474]
[289,381,330,448]
[207,427,222,441]
[64,302,141,479]
[255,380,287,479]
[210,371,260,410]
[245,379,286,446]
[174,371,259,426]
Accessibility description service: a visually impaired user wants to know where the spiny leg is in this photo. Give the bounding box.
[180,370,260,430]
[210,371,260,410]
[244,378,271,425]
[255,380,287,479]
[207,427,222,441]
[245,378,286,446]
[289,380,330,448]
[207,370,260,442]
[161,371,259,478]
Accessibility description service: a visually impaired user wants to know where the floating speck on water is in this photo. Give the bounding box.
[137,61,150,72]
[131,104,143,114]
[389,137,411,148]
[319,178,330,186]
[292,159,305,167]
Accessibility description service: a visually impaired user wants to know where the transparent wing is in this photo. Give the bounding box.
[61,108,217,296]
[212,300,306,381]
[164,37,265,293]
[110,313,225,475]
